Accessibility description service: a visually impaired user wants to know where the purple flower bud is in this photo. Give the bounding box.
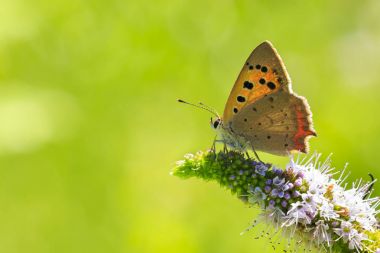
[297,172,305,178]
[269,199,275,207]
[281,184,290,192]
[281,200,288,207]
[306,211,316,219]
[273,176,285,186]
[332,221,339,227]
[287,183,294,189]
[292,191,300,198]
[264,185,271,193]
[284,193,291,200]
[255,164,268,176]
[272,166,283,175]
[266,179,272,185]
[238,170,244,175]
[270,188,279,197]
[278,191,284,198]
[229,175,236,180]
[294,178,303,187]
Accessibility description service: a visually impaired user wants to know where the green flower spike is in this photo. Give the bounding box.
[172,150,380,253]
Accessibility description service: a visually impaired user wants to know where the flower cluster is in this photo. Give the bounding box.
[172,150,380,253]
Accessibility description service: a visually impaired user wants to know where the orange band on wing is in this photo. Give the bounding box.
[292,106,316,152]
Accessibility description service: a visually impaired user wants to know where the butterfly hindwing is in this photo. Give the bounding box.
[230,91,316,155]
[223,41,292,123]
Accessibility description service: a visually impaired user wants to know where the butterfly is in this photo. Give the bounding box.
[180,41,316,157]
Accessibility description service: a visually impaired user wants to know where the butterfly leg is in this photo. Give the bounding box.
[210,136,217,153]
[245,152,250,159]
[223,142,228,153]
[251,144,264,163]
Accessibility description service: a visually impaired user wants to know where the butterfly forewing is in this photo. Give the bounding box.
[223,41,292,123]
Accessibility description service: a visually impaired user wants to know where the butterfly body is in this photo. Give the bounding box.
[212,41,316,156]
[214,122,249,151]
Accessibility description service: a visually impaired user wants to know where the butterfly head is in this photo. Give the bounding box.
[210,117,222,130]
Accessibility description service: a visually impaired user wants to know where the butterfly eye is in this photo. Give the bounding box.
[213,119,220,129]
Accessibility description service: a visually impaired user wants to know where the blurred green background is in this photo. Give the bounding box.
[1,0,380,252]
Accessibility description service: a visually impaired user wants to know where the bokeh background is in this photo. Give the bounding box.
[1,0,380,252]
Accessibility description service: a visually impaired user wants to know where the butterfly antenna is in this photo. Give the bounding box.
[177,99,219,118]
[198,102,220,118]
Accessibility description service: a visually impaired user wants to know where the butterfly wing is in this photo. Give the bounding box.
[223,41,291,123]
[222,41,316,155]
[230,91,316,155]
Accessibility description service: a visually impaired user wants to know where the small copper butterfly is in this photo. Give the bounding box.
[180,41,316,156]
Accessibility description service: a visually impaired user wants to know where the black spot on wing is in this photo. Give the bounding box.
[243,81,254,90]
[267,82,276,90]
[237,96,246,103]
